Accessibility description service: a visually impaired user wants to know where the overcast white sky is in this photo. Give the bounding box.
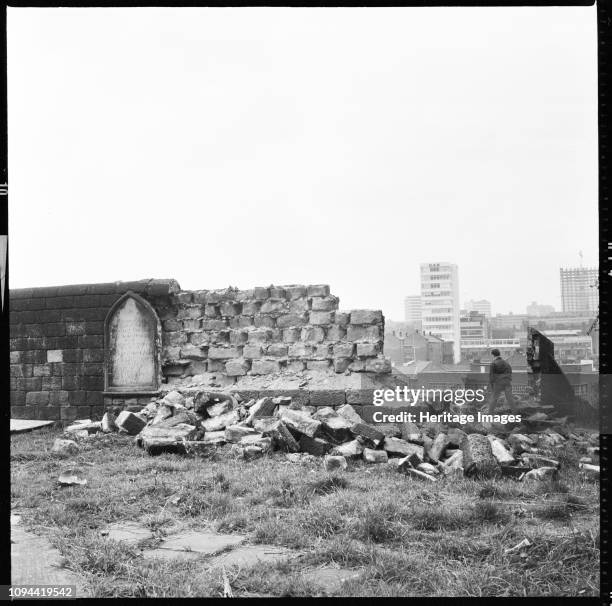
[8,7,598,320]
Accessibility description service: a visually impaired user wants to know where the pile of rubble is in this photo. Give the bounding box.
[59,391,600,482]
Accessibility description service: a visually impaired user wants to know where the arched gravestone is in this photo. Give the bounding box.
[104,292,161,393]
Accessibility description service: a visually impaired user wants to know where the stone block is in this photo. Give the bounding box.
[269,286,286,298]
[350,422,385,447]
[333,342,355,358]
[46,349,63,363]
[180,344,207,360]
[260,300,286,314]
[254,315,276,328]
[284,285,307,300]
[220,301,242,317]
[337,404,363,425]
[288,299,309,314]
[229,330,249,345]
[301,326,326,342]
[363,448,388,464]
[177,306,202,320]
[182,319,201,331]
[365,357,392,373]
[251,360,281,375]
[225,358,250,376]
[324,455,347,471]
[241,301,260,315]
[204,304,219,318]
[356,342,380,357]
[309,311,333,325]
[311,296,338,311]
[116,411,147,435]
[266,343,288,357]
[315,343,332,358]
[208,346,241,360]
[26,391,50,406]
[288,360,306,372]
[243,344,263,359]
[309,390,346,407]
[306,360,331,371]
[277,313,308,328]
[349,310,383,325]
[253,287,270,300]
[201,319,228,331]
[333,358,351,373]
[348,360,366,372]
[383,437,424,459]
[279,408,321,438]
[225,425,259,443]
[288,343,313,358]
[248,328,272,343]
[298,435,333,456]
[330,439,364,460]
[235,289,254,302]
[307,284,330,297]
[326,325,346,341]
[282,328,301,343]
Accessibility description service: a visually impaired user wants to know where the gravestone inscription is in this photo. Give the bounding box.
[105,293,160,392]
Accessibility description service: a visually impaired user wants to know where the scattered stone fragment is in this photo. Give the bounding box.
[336,404,362,426]
[350,423,385,448]
[523,466,559,481]
[317,415,354,444]
[136,423,201,454]
[330,439,365,459]
[151,405,174,426]
[427,433,449,462]
[116,411,147,436]
[401,422,423,444]
[507,433,535,455]
[51,439,78,455]
[397,452,423,471]
[299,435,333,456]
[65,421,102,435]
[231,444,268,460]
[101,412,117,433]
[520,453,560,468]
[261,420,301,452]
[202,431,227,444]
[417,462,439,475]
[58,468,87,486]
[383,437,424,459]
[250,397,278,420]
[404,468,436,482]
[225,425,258,442]
[462,433,501,479]
[202,410,240,432]
[362,448,388,464]
[324,455,348,471]
[487,435,515,464]
[102,521,153,545]
[446,427,467,448]
[441,450,463,470]
[279,409,321,438]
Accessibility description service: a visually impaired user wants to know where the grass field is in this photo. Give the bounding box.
[11,428,600,597]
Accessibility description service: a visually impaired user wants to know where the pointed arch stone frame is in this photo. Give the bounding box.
[103,290,162,395]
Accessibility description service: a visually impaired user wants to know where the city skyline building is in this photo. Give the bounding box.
[403,295,422,328]
[464,298,492,318]
[420,262,461,363]
[560,267,598,313]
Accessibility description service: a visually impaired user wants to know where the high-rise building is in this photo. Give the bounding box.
[560,267,598,313]
[464,299,492,318]
[404,295,422,328]
[420,262,460,363]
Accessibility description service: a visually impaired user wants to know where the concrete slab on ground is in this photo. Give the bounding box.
[208,544,298,568]
[142,530,246,561]
[10,419,55,434]
[11,514,87,596]
[102,521,153,545]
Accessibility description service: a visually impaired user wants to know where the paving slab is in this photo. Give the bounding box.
[142,530,246,561]
[11,514,87,595]
[10,419,55,434]
[302,567,363,595]
[208,544,298,568]
[102,521,154,545]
